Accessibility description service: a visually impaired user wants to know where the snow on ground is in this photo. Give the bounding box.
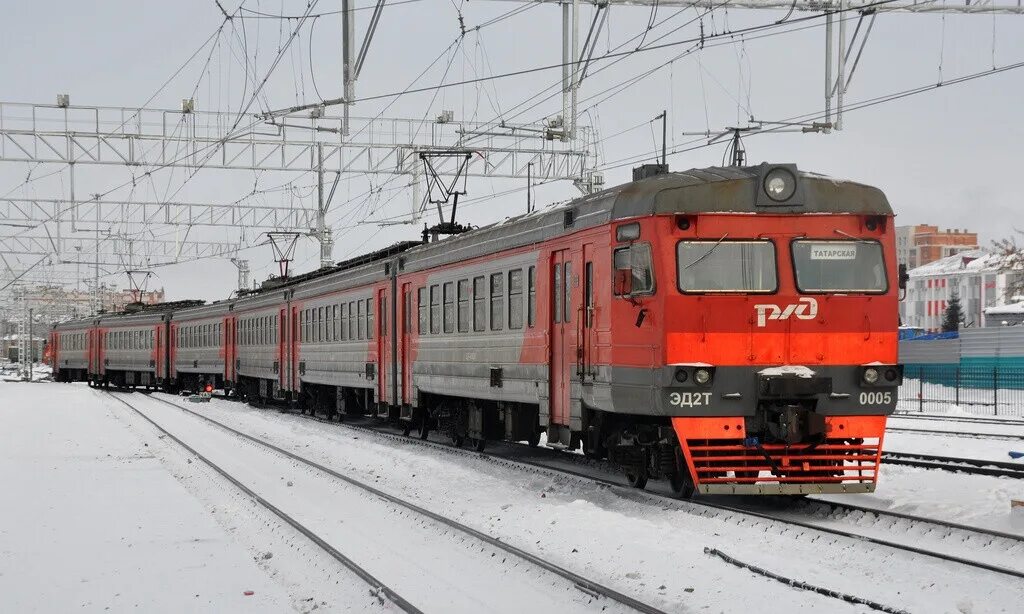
[0,382,296,613]
[116,392,640,614]
[807,414,1024,536]
[146,390,1021,613]
[6,381,1024,613]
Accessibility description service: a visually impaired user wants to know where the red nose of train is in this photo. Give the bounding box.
[205,384,214,393]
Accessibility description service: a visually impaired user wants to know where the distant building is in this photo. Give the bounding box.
[901,249,1023,331]
[984,299,1024,327]
[1,334,45,362]
[896,224,978,270]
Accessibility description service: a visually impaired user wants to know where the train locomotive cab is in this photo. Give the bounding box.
[597,164,902,497]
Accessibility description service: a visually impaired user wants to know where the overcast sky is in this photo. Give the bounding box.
[2,1,1023,302]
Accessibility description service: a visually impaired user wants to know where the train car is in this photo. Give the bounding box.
[290,262,384,419]
[374,163,903,496]
[233,288,289,404]
[51,319,92,382]
[45,163,903,498]
[93,310,166,389]
[170,301,232,393]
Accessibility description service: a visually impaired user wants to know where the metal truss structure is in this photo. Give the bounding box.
[0,234,241,264]
[0,102,593,180]
[2,0,1021,323]
[490,0,1024,14]
[0,196,317,230]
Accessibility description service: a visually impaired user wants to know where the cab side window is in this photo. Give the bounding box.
[613,243,655,296]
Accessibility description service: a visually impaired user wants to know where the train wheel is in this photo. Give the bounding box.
[670,449,696,499]
[669,471,696,499]
[451,433,464,448]
[625,470,648,490]
[418,412,430,440]
[402,422,412,437]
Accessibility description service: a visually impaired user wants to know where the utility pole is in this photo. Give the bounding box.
[316,143,334,269]
[342,0,355,136]
[27,306,34,382]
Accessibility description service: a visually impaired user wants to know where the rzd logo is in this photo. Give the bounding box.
[754,297,818,327]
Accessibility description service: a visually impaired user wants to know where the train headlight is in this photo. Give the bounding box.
[862,368,879,384]
[694,369,712,385]
[763,168,797,202]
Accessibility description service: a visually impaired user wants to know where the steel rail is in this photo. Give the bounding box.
[104,392,424,614]
[797,498,1024,544]
[882,451,1024,479]
[141,393,672,614]
[886,426,1024,441]
[892,413,1024,427]
[295,411,1024,582]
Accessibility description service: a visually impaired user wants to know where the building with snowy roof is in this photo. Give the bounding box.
[901,249,1023,331]
[984,299,1024,327]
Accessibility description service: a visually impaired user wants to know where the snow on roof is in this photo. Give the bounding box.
[985,301,1024,315]
[908,249,1005,277]
[1,334,46,341]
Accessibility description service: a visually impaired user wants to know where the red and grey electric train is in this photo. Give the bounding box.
[51,163,904,497]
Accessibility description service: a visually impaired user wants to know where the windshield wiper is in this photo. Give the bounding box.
[684,233,729,269]
[833,229,875,243]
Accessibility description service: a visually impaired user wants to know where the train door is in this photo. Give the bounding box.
[279,308,288,393]
[289,305,299,394]
[400,282,411,406]
[154,324,161,380]
[222,317,231,385]
[579,243,596,382]
[377,287,389,415]
[549,249,574,430]
[88,329,96,377]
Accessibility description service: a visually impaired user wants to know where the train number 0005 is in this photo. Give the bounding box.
[858,391,892,405]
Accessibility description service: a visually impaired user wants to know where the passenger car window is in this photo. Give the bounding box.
[417,288,426,335]
[490,273,504,331]
[457,279,470,333]
[430,286,440,334]
[473,277,486,332]
[508,269,523,330]
[443,282,454,334]
[677,240,777,293]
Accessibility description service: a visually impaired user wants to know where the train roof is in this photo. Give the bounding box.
[397,163,891,276]
[53,163,891,316]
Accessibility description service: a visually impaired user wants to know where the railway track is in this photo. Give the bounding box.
[892,412,1024,427]
[882,450,1024,479]
[885,426,1024,441]
[105,392,421,614]
[301,410,1024,582]
[128,391,671,614]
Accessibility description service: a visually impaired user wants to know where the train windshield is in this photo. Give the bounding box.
[791,240,887,293]
[677,240,777,293]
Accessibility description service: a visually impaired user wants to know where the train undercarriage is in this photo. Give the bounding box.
[598,401,885,496]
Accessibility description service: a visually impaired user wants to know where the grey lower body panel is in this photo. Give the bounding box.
[600,364,899,417]
[301,370,373,389]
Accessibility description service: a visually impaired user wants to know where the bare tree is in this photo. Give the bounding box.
[992,230,1024,302]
